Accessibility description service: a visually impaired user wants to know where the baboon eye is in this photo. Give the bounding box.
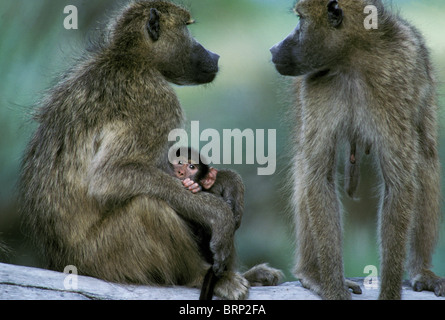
[178,160,183,165]
[189,165,196,170]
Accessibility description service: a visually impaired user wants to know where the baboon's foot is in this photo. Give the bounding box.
[298,275,360,299]
[214,271,249,300]
[346,279,362,295]
[412,270,445,297]
[243,263,284,286]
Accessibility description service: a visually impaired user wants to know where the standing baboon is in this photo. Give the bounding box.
[20,0,281,300]
[271,0,445,299]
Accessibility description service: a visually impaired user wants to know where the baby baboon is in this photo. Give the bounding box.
[168,147,282,297]
[170,147,214,193]
[271,0,444,299]
[169,146,244,228]
[168,146,245,299]
[20,0,281,300]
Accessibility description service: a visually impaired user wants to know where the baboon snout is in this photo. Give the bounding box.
[209,51,220,70]
[270,42,295,76]
[195,44,219,72]
[176,166,186,179]
[269,43,279,59]
[192,44,220,84]
[270,43,282,66]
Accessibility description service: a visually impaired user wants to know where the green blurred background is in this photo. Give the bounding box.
[1,0,444,284]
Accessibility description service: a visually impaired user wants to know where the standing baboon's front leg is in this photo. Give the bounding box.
[293,152,322,295]
[378,142,417,300]
[297,132,351,300]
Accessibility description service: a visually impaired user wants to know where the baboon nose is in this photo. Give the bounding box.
[209,51,220,66]
[270,44,278,58]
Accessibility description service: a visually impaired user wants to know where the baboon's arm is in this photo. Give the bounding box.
[86,128,235,275]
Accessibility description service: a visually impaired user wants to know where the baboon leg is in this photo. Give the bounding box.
[194,233,249,300]
[293,190,323,294]
[305,159,347,299]
[378,142,417,300]
[75,195,208,285]
[292,150,322,294]
[294,198,362,298]
[295,133,350,299]
[408,133,445,296]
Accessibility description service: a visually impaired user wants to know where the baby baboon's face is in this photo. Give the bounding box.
[172,159,199,181]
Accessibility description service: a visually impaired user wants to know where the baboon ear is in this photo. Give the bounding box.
[147,8,160,41]
[327,0,343,28]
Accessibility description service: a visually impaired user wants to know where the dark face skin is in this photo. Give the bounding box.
[186,40,220,84]
[269,23,307,76]
[112,3,220,86]
[146,7,220,85]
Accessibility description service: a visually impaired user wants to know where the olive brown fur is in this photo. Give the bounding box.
[271,0,445,299]
[20,0,281,299]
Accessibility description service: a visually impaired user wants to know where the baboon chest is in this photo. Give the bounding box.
[305,74,373,144]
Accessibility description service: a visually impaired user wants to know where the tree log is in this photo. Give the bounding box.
[0,263,442,300]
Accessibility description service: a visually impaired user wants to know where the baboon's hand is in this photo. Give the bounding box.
[182,178,202,193]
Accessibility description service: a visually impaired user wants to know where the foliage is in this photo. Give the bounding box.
[1,0,444,281]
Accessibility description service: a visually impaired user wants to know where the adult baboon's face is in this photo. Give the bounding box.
[110,1,219,85]
[270,0,345,77]
[145,5,220,85]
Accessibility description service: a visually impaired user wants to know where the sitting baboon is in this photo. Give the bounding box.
[271,0,444,299]
[20,0,281,299]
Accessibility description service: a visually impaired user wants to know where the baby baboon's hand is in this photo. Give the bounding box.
[182,178,202,193]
